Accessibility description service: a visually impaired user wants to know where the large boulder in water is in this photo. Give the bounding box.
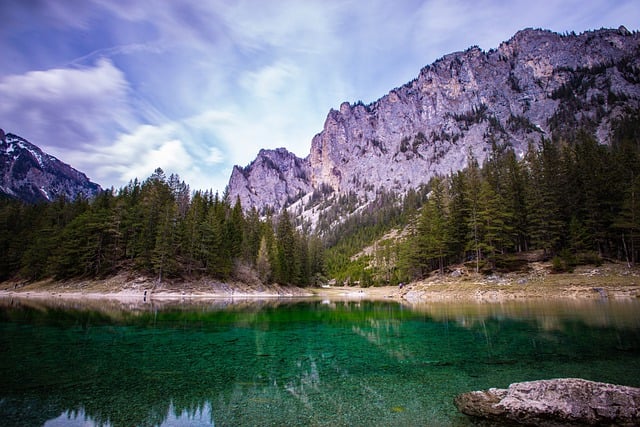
[454,378,640,426]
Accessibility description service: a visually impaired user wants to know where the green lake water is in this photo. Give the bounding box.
[1,296,640,426]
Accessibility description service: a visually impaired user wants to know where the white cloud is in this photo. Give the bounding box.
[0,59,134,148]
[240,62,299,99]
[57,117,230,193]
[206,147,224,165]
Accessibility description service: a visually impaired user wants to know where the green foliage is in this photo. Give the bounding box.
[2,111,639,286]
[323,187,429,285]
[329,110,640,282]
[0,171,323,286]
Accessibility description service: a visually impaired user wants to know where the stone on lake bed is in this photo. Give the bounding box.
[454,378,640,426]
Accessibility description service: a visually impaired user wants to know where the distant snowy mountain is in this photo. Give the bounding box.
[0,128,101,203]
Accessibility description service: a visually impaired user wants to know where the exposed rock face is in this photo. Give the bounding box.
[0,130,101,203]
[227,27,640,221]
[454,378,640,426]
[227,147,311,213]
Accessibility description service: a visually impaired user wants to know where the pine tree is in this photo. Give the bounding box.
[477,180,512,260]
[203,193,232,278]
[422,177,450,274]
[0,200,28,280]
[153,201,180,282]
[525,140,564,255]
[226,197,245,262]
[465,156,484,272]
[275,209,298,284]
[503,150,530,252]
[614,175,640,265]
[183,191,207,275]
[135,168,175,272]
[447,171,470,262]
[256,236,272,283]
[307,235,325,285]
[242,207,263,266]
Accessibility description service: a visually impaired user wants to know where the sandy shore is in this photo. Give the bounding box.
[1,263,639,304]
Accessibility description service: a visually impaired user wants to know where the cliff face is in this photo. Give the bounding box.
[228,27,640,220]
[227,147,311,213]
[0,130,101,203]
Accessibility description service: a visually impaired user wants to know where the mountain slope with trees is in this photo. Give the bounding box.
[325,112,640,285]
[229,27,640,233]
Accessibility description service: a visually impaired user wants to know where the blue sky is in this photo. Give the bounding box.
[1,0,638,194]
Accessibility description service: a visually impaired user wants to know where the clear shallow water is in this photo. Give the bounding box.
[1,297,640,426]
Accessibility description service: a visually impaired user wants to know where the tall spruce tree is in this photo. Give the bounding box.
[275,209,298,284]
[525,139,564,255]
[465,156,484,272]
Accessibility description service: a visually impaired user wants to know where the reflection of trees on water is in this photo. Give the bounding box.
[409,299,640,330]
[351,318,413,361]
[1,299,639,426]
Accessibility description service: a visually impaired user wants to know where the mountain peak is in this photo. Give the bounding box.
[228,147,311,213]
[227,27,640,227]
[0,130,101,203]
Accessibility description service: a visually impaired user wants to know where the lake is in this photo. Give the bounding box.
[1,296,639,426]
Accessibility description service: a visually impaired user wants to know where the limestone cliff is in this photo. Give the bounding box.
[227,27,640,223]
[227,147,311,213]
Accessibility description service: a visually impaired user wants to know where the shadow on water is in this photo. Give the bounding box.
[1,296,640,426]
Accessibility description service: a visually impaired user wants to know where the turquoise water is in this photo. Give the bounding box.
[1,297,640,426]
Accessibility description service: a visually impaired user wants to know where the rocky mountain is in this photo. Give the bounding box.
[228,27,640,223]
[228,147,312,213]
[0,129,101,203]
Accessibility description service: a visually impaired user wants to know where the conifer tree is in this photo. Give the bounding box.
[525,139,564,254]
[275,209,298,284]
[256,236,272,282]
[447,171,470,262]
[153,201,180,282]
[614,175,640,265]
[465,156,484,272]
[477,180,512,259]
[242,207,263,265]
[183,191,207,275]
[227,197,245,262]
[307,235,325,285]
[421,177,449,274]
[203,193,232,278]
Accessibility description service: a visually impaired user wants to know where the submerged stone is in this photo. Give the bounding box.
[454,378,640,426]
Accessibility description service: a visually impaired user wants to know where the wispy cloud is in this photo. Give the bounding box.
[0,59,133,149]
[1,0,639,193]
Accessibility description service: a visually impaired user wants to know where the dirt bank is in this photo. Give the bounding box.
[1,262,639,303]
[399,262,640,302]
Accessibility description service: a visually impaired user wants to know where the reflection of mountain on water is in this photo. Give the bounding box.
[1,299,640,426]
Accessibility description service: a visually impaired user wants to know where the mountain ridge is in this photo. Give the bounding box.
[0,129,101,203]
[227,26,640,223]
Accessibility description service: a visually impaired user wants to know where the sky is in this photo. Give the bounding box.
[1,0,639,194]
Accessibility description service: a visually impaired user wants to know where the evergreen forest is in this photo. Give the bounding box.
[0,114,639,287]
[0,168,324,285]
[324,114,640,285]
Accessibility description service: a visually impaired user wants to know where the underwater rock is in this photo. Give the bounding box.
[454,378,640,426]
